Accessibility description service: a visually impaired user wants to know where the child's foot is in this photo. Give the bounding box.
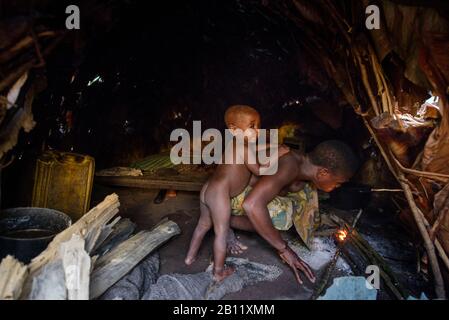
[213,265,235,282]
[227,229,248,255]
[184,254,197,266]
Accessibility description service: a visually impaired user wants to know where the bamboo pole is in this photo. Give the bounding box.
[430,208,447,240]
[353,50,381,116]
[393,156,449,182]
[399,174,446,299]
[435,241,449,273]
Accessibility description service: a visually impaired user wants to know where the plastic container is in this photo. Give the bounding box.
[32,151,95,222]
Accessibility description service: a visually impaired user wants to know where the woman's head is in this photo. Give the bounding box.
[308,140,359,192]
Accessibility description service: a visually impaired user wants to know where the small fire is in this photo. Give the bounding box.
[336,229,348,242]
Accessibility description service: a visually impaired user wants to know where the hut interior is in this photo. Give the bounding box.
[1,0,449,301]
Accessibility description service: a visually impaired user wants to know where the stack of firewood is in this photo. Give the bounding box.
[0,193,180,300]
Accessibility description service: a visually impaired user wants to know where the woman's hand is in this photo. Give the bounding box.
[278,245,316,285]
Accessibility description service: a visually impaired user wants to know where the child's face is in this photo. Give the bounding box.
[229,113,261,142]
[313,168,347,193]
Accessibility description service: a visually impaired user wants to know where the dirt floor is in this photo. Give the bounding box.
[91,183,431,300]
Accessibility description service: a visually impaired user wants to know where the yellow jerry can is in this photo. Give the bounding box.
[32,151,95,221]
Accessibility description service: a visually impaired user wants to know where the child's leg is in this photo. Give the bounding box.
[208,191,235,281]
[185,201,212,265]
[230,215,255,231]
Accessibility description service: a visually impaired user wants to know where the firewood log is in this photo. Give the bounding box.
[21,193,120,299]
[60,234,91,300]
[29,235,91,300]
[0,256,28,300]
[89,219,180,299]
[92,218,136,257]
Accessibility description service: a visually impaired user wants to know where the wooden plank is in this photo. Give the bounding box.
[60,234,91,300]
[87,216,121,254]
[29,193,118,271]
[0,256,28,300]
[95,175,207,192]
[89,219,180,299]
[29,260,66,300]
[92,218,136,257]
[29,235,91,300]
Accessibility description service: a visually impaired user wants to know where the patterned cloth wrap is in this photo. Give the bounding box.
[231,183,319,247]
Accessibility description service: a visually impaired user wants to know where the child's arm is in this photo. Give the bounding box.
[256,143,290,168]
[244,143,263,176]
[245,163,263,176]
[243,143,289,175]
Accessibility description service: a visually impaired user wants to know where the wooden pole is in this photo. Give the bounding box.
[399,174,446,299]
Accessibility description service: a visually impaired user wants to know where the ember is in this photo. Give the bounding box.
[336,229,348,242]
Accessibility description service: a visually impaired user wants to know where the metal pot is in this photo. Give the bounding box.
[0,207,71,263]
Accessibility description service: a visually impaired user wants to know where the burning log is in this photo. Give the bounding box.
[347,226,408,300]
[339,243,365,275]
[336,229,348,242]
[334,224,407,300]
[311,210,362,300]
[315,210,408,300]
[311,244,341,300]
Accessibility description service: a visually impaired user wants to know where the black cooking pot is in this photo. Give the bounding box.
[0,207,71,263]
[329,182,372,210]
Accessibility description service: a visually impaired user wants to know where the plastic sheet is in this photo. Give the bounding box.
[318,276,378,300]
